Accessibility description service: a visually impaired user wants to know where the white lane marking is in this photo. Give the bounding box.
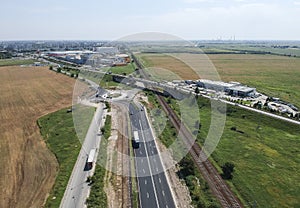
[147,192,150,198]
[143,104,177,208]
[156,167,159,172]
[141,158,143,163]
[143,169,145,174]
[145,179,147,185]
[139,120,160,208]
[159,178,161,183]
[162,190,165,196]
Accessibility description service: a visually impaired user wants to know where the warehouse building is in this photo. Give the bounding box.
[227,86,256,97]
[196,79,240,92]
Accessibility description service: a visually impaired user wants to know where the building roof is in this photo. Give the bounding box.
[197,79,239,88]
[228,86,256,93]
[116,54,129,58]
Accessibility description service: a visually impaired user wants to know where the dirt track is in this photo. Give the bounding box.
[0,66,75,208]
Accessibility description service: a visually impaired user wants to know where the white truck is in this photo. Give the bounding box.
[87,149,96,169]
[133,131,140,148]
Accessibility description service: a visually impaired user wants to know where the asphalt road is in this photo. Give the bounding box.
[60,103,105,208]
[129,103,176,208]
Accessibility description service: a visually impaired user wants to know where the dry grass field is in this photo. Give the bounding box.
[0,66,75,208]
[138,53,200,80]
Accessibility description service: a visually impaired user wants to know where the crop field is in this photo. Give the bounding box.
[0,59,35,67]
[0,66,75,208]
[137,53,199,81]
[139,53,300,106]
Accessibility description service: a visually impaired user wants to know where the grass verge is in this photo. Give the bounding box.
[86,115,111,207]
[38,106,95,208]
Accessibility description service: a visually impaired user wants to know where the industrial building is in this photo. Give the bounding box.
[116,54,131,63]
[227,86,257,97]
[196,79,241,92]
[94,47,118,54]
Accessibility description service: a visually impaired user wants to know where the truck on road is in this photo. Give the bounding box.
[87,149,96,170]
[133,131,140,148]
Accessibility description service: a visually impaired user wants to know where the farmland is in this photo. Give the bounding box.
[139,53,300,207]
[0,58,35,67]
[138,53,300,106]
[0,66,75,208]
[209,54,300,106]
[137,53,199,81]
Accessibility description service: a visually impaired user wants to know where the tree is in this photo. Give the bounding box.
[221,162,235,180]
[195,87,200,94]
[100,127,105,135]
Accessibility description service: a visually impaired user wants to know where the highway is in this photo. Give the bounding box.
[60,103,106,208]
[129,103,176,208]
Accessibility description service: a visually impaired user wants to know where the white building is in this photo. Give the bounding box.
[196,79,240,92]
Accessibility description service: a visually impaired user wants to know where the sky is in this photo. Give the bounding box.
[1,0,300,40]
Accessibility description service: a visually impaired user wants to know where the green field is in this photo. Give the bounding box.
[0,58,35,67]
[169,96,300,207]
[109,63,136,75]
[38,106,95,208]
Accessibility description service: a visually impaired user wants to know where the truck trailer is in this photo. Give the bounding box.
[87,148,96,170]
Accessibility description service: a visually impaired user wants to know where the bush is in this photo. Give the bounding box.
[221,162,235,180]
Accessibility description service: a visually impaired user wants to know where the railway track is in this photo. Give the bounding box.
[114,104,132,208]
[131,53,243,208]
[156,95,242,208]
